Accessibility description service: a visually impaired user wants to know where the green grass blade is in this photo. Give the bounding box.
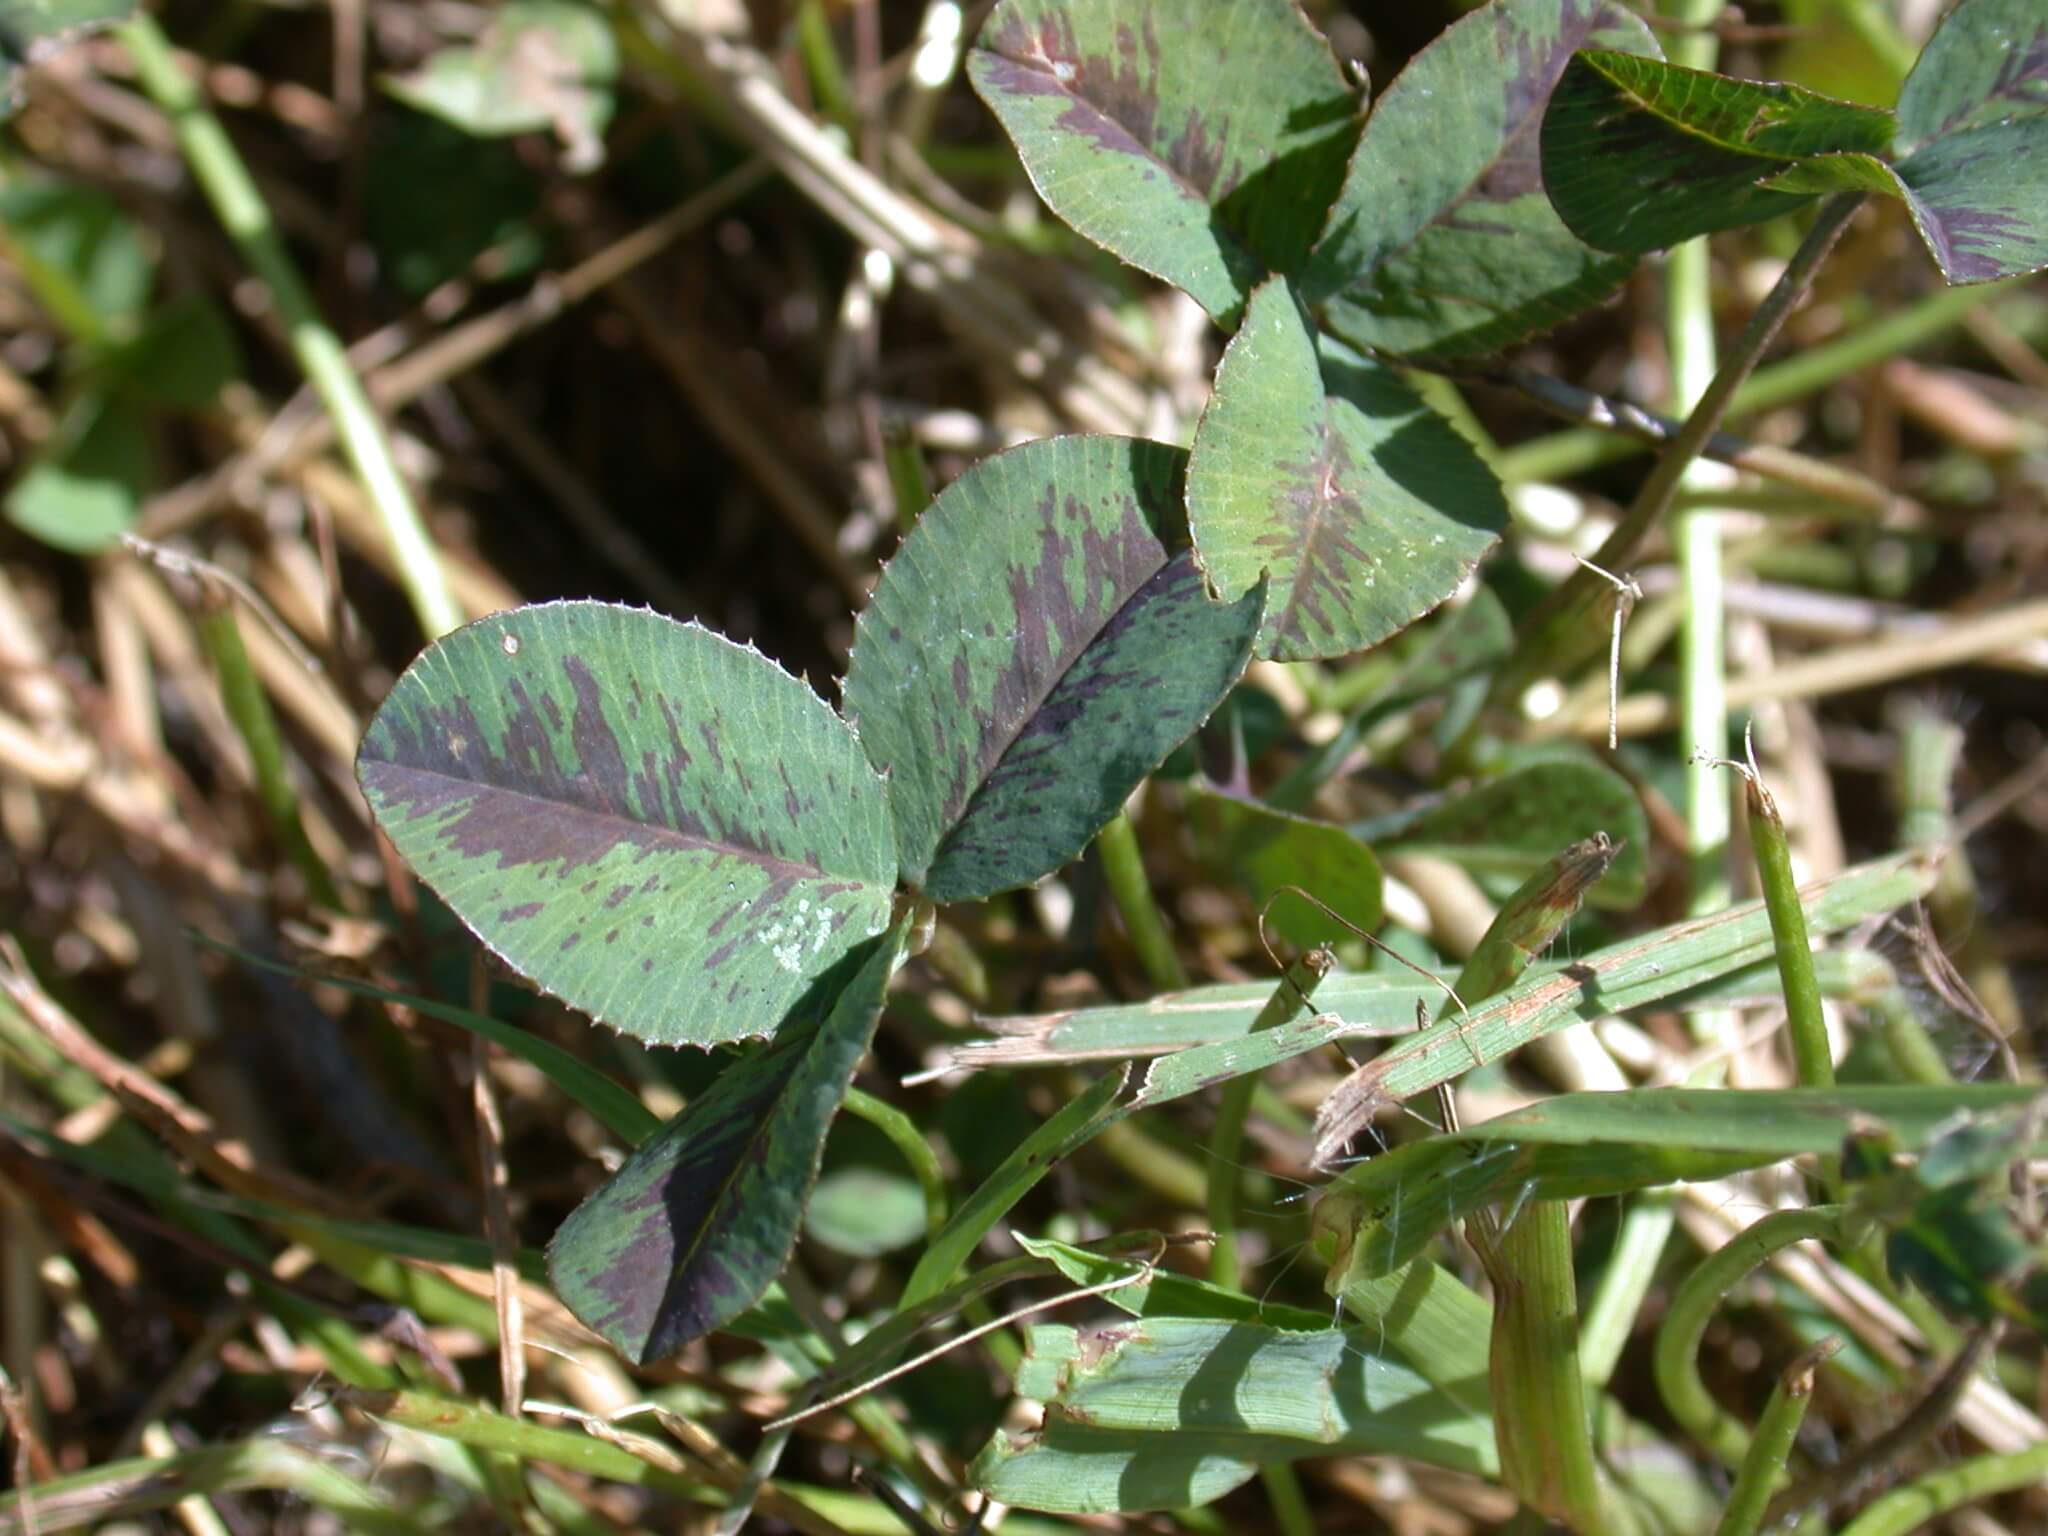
[899,1067,1126,1309]
[1330,851,1931,1117]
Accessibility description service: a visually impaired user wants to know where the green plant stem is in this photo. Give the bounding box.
[1579,1190,1678,1390]
[1482,1203,1610,1533]
[1096,810,1188,991]
[1095,1112,1208,1208]
[842,1087,947,1238]
[1496,278,2022,486]
[117,16,462,641]
[1834,1440,2048,1536]
[1208,948,1331,1288]
[1257,1464,1317,1536]
[1491,192,1866,714]
[1664,0,1733,929]
[1826,0,1918,83]
[880,417,933,534]
[192,594,341,908]
[1893,706,2023,1037]
[1868,983,1954,1085]
[1744,774,1834,1089]
[793,0,858,132]
[1713,1338,1836,1536]
[1654,1205,1848,1468]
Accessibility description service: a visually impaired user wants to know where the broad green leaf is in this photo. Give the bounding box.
[1893,0,2048,149]
[0,172,151,343]
[1373,757,1648,909]
[115,294,240,409]
[0,0,135,112]
[358,602,898,1048]
[1888,118,2048,283]
[844,436,1264,903]
[1541,50,1896,255]
[1187,781,1382,948]
[804,1168,927,1259]
[365,109,546,299]
[968,0,1359,324]
[1185,281,1504,661]
[1543,12,2048,286]
[1304,0,1661,360]
[1847,1105,2048,1335]
[1319,1084,2042,1278]
[899,1067,1125,1308]
[1886,0,2048,287]
[6,388,148,553]
[974,1317,1496,1512]
[383,0,617,172]
[547,923,905,1361]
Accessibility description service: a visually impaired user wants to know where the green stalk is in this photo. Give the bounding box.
[1496,279,2020,486]
[192,591,341,908]
[1893,706,2022,1038]
[1578,2,1731,1397]
[1489,192,1866,715]
[880,417,933,534]
[1208,947,1332,1288]
[1667,4,1733,921]
[1442,839,1619,1530]
[1257,1464,1318,1536]
[1096,810,1188,991]
[1579,1190,1678,1390]
[842,1088,947,1239]
[1713,1338,1838,1536]
[1825,0,1918,84]
[1484,1203,1611,1533]
[1743,769,1833,1089]
[1835,1441,2048,1536]
[793,0,858,133]
[117,16,462,641]
[1867,983,1954,1085]
[1654,1205,1849,1468]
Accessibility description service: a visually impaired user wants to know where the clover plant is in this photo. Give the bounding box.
[353,0,2048,1494]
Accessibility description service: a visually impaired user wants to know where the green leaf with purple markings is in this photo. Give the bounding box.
[357,601,897,1048]
[1544,1,2048,285]
[1540,51,1897,255]
[1883,0,2048,284]
[1895,0,2048,147]
[846,436,1265,905]
[548,921,906,1361]
[1185,279,1503,663]
[1187,782,1382,950]
[1302,0,1660,361]
[968,0,1359,324]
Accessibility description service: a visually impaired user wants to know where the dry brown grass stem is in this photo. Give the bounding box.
[1569,598,2048,738]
